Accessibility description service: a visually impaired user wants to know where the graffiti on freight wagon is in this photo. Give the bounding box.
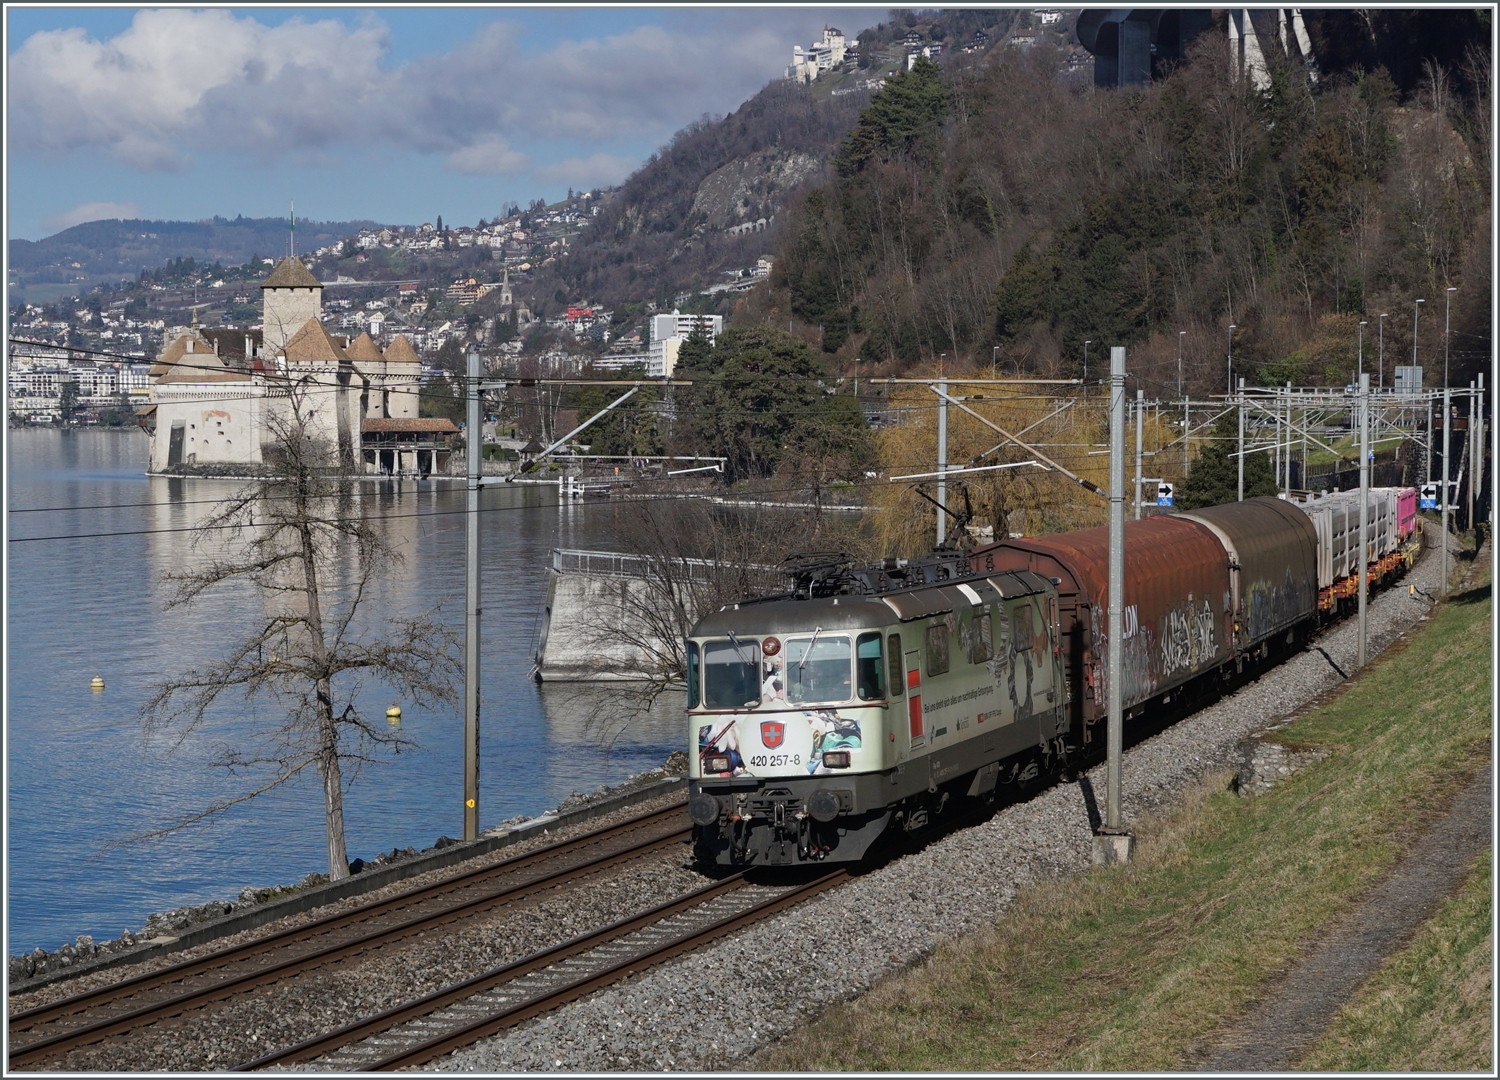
[1090,603,1159,708]
[1159,597,1218,677]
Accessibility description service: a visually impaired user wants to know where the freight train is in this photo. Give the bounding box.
[685,491,1422,868]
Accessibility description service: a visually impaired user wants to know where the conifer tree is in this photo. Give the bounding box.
[1178,411,1277,509]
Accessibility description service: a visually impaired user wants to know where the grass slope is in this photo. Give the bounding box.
[760,567,1492,1072]
[1301,847,1491,1071]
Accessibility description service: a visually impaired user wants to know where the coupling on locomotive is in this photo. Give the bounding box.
[685,491,1422,869]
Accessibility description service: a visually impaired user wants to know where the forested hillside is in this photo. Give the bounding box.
[543,78,868,308]
[768,15,1491,394]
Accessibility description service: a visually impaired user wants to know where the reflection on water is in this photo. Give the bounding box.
[6,429,684,952]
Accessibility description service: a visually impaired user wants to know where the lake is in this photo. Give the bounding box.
[5,428,683,953]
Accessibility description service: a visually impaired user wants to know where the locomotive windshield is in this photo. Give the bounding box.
[702,638,761,708]
[786,634,852,704]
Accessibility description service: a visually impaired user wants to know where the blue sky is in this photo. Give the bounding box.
[6,5,886,240]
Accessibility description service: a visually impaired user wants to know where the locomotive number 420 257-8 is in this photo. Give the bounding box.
[750,754,800,767]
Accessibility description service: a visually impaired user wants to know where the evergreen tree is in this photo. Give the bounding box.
[673,326,871,481]
[1178,411,1277,509]
[833,57,949,176]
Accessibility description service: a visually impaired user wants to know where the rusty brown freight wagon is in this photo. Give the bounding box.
[971,517,1231,739]
[1177,497,1319,652]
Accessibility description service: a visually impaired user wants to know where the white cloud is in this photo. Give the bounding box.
[7,9,874,181]
[42,201,141,232]
[444,137,531,176]
[534,153,639,189]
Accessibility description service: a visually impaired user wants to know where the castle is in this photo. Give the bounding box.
[142,257,456,477]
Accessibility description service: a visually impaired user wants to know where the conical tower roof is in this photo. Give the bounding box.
[283,317,348,364]
[345,332,383,362]
[383,334,421,366]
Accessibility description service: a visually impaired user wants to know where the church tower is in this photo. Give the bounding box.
[260,256,323,357]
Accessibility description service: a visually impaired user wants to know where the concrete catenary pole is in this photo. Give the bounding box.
[1470,379,1482,531]
[1274,389,1282,494]
[1442,386,1452,593]
[1178,330,1185,399]
[1237,378,1246,501]
[1106,346,1127,836]
[1134,388,1144,519]
[1426,396,1434,486]
[1227,324,1236,396]
[936,375,948,547]
[1378,313,1387,388]
[1471,378,1480,530]
[463,349,482,840]
[1358,374,1369,669]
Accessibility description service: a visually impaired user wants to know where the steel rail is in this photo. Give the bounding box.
[363,869,850,1071]
[9,802,683,1029]
[232,872,756,1070]
[7,805,688,1069]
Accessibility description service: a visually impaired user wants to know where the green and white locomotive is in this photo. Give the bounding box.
[685,554,1068,867]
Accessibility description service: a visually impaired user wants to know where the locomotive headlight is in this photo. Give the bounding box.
[704,753,733,774]
[822,750,851,769]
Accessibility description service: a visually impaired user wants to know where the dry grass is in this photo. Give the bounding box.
[1300,850,1492,1072]
[758,561,1492,1072]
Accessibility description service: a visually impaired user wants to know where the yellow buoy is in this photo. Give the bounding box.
[386,703,402,722]
[90,675,105,691]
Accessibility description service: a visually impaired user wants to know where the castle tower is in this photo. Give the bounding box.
[345,332,386,418]
[382,334,423,420]
[260,256,323,357]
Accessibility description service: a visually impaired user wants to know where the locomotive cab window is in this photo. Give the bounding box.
[970,612,993,664]
[787,634,852,704]
[686,641,700,709]
[925,621,949,676]
[702,638,761,709]
[856,632,885,700]
[886,633,903,697]
[1011,604,1034,650]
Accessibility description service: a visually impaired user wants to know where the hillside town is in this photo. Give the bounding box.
[8,184,771,426]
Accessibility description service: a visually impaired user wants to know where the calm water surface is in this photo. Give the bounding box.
[6,429,682,953]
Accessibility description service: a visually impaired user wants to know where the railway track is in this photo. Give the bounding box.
[235,868,850,1072]
[7,803,689,1071]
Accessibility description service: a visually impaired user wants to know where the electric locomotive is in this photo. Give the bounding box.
[686,553,1068,868]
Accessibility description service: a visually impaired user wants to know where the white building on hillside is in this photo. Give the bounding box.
[787,25,855,83]
[648,310,722,378]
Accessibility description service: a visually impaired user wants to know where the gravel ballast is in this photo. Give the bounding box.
[7,788,687,1019]
[433,543,1459,1072]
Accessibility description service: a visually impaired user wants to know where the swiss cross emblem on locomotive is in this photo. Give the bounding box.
[760,721,785,748]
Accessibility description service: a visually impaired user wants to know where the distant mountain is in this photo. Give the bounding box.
[8,215,386,298]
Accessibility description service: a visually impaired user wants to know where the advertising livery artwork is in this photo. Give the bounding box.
[805,709,861,775]
[698,719,745,776]
[700,710,863,777]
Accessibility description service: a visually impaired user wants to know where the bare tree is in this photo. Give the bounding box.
[567,494,859,732]
[136,387,461,880]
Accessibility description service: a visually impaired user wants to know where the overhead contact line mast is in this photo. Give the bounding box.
[458,355,693,840]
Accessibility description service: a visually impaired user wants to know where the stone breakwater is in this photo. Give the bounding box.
[7,752,689,984]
